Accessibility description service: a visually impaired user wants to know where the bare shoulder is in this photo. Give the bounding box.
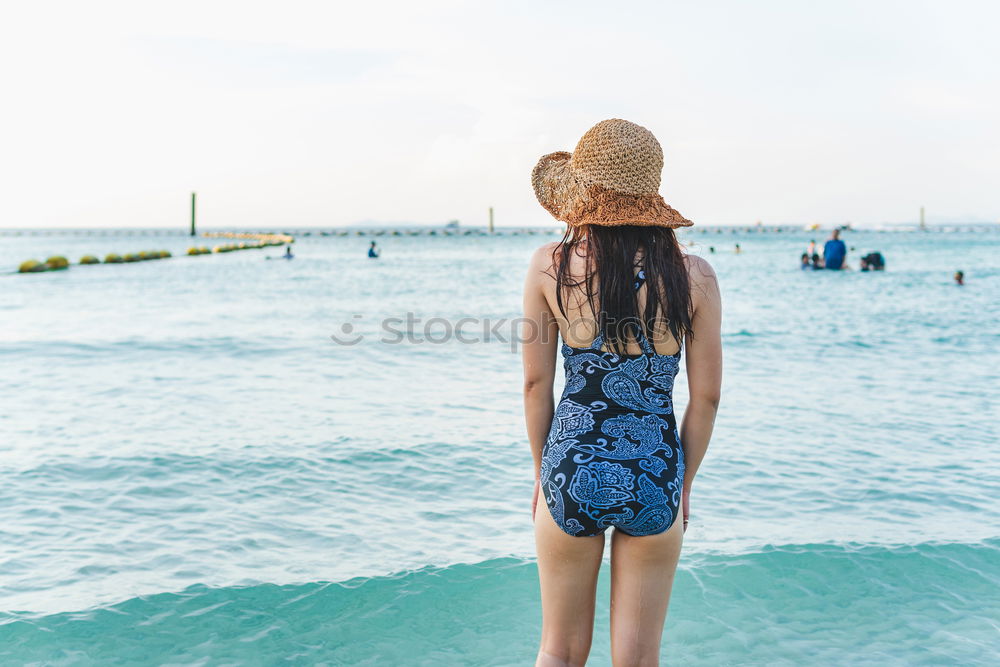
[528,241,561,274]
[683,253,717,284]
[683,253,720,304]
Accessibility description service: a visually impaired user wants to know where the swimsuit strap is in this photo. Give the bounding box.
[590,268,655,355]
[631,269,656,355]
[632,268,647,292]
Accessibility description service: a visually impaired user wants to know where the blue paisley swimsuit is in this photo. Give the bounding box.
[540,270,685,537]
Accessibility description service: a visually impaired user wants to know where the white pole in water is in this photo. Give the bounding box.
[190,192,197,236]
[488,206,495,234]
[920,206,926,230]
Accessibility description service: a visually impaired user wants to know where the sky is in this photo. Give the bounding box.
[1,0,998,228]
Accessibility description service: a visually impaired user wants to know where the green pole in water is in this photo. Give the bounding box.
[190,192,197,237]
[488,206,494,234]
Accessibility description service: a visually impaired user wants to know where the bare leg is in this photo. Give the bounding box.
[608,517,684,666]
[534,507,606,666]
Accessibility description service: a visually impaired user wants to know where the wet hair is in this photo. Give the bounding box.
[550,224,693,355]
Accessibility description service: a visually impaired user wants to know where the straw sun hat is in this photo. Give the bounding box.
[531,118,692,228]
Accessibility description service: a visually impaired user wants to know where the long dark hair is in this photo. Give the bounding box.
[550,224,693,355]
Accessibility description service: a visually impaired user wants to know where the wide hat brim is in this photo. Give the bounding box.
[531,151,693,228]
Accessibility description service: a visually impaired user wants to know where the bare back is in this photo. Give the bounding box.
[537,240,685,356]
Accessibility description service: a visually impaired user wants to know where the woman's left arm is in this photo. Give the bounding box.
[679,255,723,528]
[522,245,559,482]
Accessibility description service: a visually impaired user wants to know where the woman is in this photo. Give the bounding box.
[522,119,722,666]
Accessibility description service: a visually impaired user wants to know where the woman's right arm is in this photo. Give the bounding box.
[679,256,723,519]
[522,244,560,484]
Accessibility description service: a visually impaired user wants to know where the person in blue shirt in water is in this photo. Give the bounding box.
[368,241,380,258]
[823,229,847,270]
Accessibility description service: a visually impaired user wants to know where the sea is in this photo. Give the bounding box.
[1,225,998,665]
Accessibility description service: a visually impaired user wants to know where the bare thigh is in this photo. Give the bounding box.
[608,516,685,667]
[533,505,606,667]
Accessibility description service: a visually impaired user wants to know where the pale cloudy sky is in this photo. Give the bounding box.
[1,0,998,228]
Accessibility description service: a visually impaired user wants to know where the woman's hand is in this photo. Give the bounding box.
[532,478,541,521]
[682,485,691,533]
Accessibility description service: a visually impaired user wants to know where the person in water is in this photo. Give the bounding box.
[800,253,811,269]
[367,241,380,258]
[823,229,847,270]
[811,252,823,269]
[734,243,741,254]
[524,119,722,666]
[954,270,964,285]
[284,245,294,259]
[860,251,885,271]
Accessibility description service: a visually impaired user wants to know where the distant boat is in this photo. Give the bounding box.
[445,220,460,228]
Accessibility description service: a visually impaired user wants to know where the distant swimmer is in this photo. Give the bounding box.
[823,229,847,270]
[734,243,741,254]
[368,241,380,258]
[954,270,964,286]
[709,246,715,253]
[800,253,811,270]
[811,252,823,269]
[860,251,885,271]
[284,245,294,259]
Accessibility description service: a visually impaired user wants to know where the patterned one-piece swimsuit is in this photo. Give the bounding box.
[540,270,685,537]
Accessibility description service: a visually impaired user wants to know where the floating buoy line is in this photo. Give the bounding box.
[16,233,293,274]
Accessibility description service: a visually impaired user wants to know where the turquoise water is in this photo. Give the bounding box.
[1,227,998,664]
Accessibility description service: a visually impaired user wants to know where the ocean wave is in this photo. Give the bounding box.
[2,540,997,665]
[0,337,312,359]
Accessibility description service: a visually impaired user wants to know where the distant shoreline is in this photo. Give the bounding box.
[1,223,998,236]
